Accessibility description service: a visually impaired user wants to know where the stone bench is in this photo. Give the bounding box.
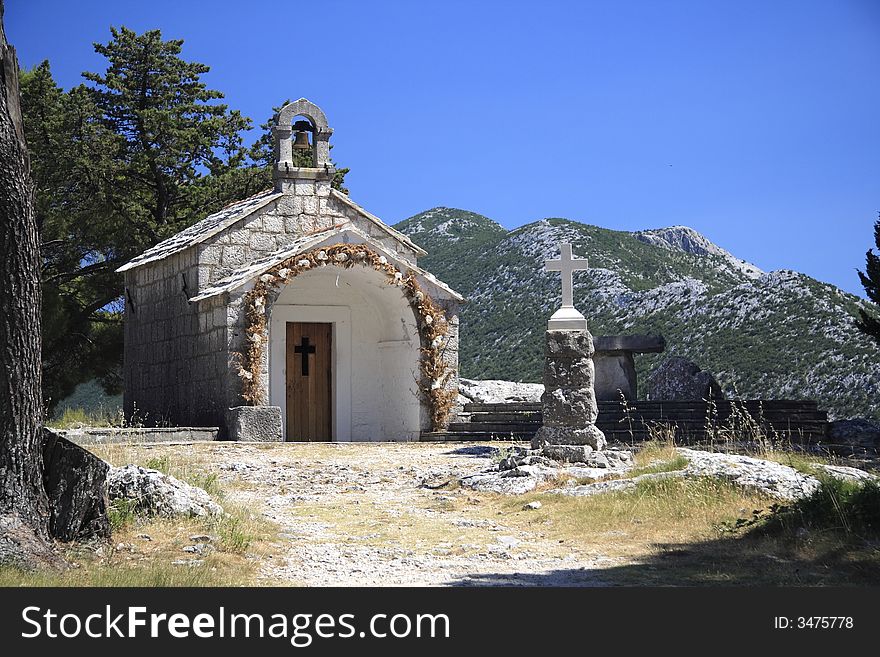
[57,426,221,445]
[593,334,665,401]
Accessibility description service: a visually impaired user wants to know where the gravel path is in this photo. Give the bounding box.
[206,442,618,586]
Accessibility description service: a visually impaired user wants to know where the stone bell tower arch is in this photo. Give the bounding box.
[272,98,336,190]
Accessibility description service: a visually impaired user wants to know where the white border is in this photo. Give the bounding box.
[269,305,352,442]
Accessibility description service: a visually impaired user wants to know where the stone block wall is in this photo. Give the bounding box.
[124,250,233,428]
[197,180,420,286]
[124,249,200,426]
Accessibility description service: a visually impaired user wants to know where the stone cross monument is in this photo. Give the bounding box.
[545,243,590,330]
[532,243,606,454]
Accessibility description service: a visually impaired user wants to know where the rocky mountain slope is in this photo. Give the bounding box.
[395,208,880,420]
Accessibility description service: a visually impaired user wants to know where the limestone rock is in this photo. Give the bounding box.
[460,469,549,495]
[544,330,595,358]
[541,444,594,463]
[550,448,877,500]
[107,465,223,518]
[459,378,543,403]
[549,471,680,497]
[543,357,594,389]
[677,448,817,500]
[460,444,631,495]
[813,463,878,484]
[646,356,723,401]
[541,387,598,426]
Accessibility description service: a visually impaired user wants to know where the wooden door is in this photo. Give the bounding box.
[286,322,332,441]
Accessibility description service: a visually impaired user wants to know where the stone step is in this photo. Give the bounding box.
[469,412,542,423]
[420,432,532,442]
[460,413,827,427]
[463,402,541,413]
[602,413,828,422]
[447,422,541,433]
[465,411,831,423]
[422,427,829,442]
[441,399,829,443]
[463,400,821,413]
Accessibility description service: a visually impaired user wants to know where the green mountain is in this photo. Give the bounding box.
[395,207,880,421]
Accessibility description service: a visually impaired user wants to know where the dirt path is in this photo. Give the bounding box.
[207,441,620,586]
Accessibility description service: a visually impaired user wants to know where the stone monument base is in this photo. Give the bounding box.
[534,329,607,460]
[532,425,606,452]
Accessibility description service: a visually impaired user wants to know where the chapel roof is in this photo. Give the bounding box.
[188,225,463,303]
[116,188,426,273]
[117,189,282,273]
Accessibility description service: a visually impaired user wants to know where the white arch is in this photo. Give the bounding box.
[267,265,424,441]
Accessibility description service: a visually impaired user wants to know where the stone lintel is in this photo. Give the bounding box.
[593,334,666,354]
[273,165,336,181]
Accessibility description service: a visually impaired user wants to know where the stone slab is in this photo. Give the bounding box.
[593,334,666,353]
[60,427,220,445]
[593,351,637,401]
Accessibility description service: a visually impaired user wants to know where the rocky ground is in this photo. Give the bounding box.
[209,441,619,586]
[91,440,880,586]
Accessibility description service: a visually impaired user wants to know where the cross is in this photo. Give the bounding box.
[545,243,589,308]
[294,336,316,376]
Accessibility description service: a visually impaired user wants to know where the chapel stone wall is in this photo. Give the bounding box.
[123,246,233,428]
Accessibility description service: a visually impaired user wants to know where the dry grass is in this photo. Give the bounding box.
[0,443,279,587]
[499,476,771,558]
[479,443,880,585]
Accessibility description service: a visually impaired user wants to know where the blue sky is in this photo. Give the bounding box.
[7,0,880,296]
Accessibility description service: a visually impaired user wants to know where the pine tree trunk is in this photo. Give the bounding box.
[0,1,58,568]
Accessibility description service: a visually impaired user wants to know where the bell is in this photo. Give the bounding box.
[292,130,311,150]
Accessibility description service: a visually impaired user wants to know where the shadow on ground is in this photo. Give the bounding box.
[445,529,880,586]
[444,446,499,458]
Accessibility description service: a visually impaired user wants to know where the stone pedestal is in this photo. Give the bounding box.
[226,406,283,442]
[531,329,606,452]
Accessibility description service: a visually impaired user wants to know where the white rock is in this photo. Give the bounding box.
[107,465,223,518]
[459,378,544,403]
[677,448,820,500]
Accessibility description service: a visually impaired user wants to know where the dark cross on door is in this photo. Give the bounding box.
[294,336,317,376]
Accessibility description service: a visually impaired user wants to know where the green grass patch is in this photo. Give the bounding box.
[48,406,117,429]
[107,498,138,532]
[760,476,880,537]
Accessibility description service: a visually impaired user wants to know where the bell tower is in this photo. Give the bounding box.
[272,98,336,192]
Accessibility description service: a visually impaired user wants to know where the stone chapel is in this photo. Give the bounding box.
[117,99,463,442]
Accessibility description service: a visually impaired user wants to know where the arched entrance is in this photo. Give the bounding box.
[267,265,423,442]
